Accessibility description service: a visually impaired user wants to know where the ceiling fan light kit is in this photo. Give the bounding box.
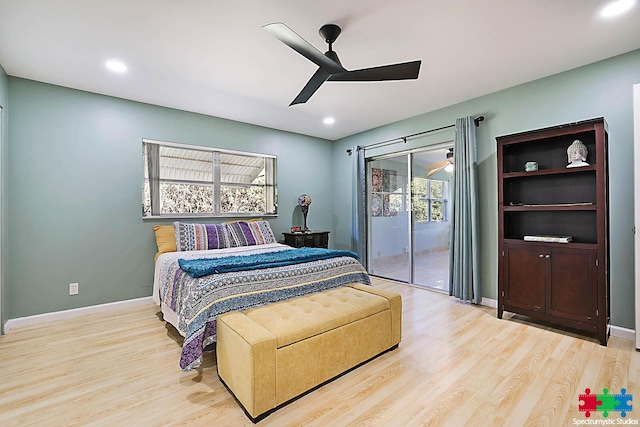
[263,22,422,105]
[425,148,454,177]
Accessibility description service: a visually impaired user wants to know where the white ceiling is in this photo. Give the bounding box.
[1,0,639,141]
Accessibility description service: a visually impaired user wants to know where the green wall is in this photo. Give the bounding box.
[333,48,640,330]
[0,64,8,333]
[6,78,333,319]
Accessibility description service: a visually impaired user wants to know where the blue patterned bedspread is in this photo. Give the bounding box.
[178,247,360,277]
[156,245,370,370]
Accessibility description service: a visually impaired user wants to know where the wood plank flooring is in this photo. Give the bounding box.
[1,278,639,426]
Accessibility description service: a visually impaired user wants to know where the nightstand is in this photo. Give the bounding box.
[282,231,330,248]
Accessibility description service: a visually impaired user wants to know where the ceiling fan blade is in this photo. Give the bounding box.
[263,22,346,74]
[423,160,449,171]
[290,68,332,106]
[426,165,445,178]
[328,60,421,82]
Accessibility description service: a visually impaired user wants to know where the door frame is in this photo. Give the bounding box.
[365,141,453,288]
[0,105,3,334]
[634,84,640,349]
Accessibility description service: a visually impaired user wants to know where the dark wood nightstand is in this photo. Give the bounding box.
[282,231,330,248]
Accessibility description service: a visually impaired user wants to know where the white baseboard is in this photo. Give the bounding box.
[480,297,497,308]
[610,325,635,341]
[482,298,635,342]
[4,296,154,333]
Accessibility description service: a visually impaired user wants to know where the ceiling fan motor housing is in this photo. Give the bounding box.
[319,24,341,44]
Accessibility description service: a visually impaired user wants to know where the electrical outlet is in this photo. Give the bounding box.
[69,282,79,295]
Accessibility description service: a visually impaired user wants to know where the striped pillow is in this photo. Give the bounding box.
[174,222,234,251]
[174,220,276,251]
[227,220,277,247]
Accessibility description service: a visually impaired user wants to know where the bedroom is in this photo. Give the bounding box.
[1,0,640,425]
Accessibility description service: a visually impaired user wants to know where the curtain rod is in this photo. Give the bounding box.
[346,115,484,155]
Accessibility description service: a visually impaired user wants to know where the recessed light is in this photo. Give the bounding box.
[601,0,635,17]
[105,60,128,73]
[323,117,335,125]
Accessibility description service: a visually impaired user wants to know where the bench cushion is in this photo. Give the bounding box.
[243,286,389,348]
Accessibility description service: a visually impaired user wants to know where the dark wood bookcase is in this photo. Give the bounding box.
[497,117,609,345]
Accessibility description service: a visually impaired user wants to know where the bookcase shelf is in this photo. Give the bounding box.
[503,238,597,250]
[497,117,609,345]
[503,165,596,179]
[503,204,596,211]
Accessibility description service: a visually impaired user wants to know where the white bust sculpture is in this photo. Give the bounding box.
[566,139,589,168]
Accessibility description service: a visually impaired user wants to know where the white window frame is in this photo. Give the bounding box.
[415,178,448,222]
[142,139,277,219]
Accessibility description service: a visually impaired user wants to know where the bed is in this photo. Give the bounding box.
[152,220,371,370]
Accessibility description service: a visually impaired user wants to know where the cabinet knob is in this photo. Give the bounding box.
[545,254,550,258]
[539,254,544,258]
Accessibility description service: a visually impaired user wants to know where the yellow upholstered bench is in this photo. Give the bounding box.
[216,283,402,422]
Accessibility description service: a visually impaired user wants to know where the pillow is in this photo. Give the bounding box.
[153,225,177,253]
[227,220,277,246]
[247,220,277,245]
[226,218,263,223]
[174,221,234,251]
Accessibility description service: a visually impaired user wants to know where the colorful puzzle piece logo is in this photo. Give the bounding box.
[579,388,633,418]
[616,388,634,418]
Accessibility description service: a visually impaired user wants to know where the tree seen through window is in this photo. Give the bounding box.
[411,178,448,222]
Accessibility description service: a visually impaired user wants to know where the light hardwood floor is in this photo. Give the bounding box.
[372,249,450,291]
[1,278,639,426]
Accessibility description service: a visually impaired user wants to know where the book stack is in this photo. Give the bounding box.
[524,235,572,243]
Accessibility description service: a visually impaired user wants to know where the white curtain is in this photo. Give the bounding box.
[449,117,480,303]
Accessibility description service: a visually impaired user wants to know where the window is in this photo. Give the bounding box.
[412,178,448,222]
[143,140,277,218]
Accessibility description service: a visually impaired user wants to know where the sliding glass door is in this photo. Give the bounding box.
[368,155,410,282]
[411,150,452,291]
[367,147,453,291]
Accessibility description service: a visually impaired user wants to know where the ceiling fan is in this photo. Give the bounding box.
[263,22,422,106]
[424,148,454,177]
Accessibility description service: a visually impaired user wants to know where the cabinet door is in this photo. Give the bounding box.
[547,247,598,323]
[314,232,329,248]
[504,244,546,313]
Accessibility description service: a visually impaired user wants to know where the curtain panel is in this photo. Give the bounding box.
[449,117,480,303]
